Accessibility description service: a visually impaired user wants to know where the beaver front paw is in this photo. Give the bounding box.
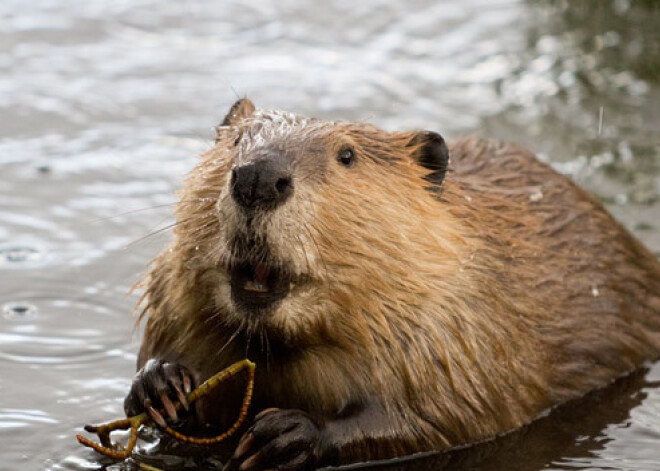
[123,358,198,427]
[233,408,320,471]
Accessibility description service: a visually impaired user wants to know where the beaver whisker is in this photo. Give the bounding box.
[184,217,218,240]
[90,198,218,225]
[226,233,268,261]
[184,217,216,234]
[301,220,329,280]
[305,216,336,254]
[206,235,225,267]
[125,220,179,248]
[177,223,219,253]
[244,322,254,359]
[259,327,268,368]
[179,197,220,204]
[90,202,178,224]
[210,318,245,363]
[293,232,312,282]
[263,326,272,373]
[127,210,221,250]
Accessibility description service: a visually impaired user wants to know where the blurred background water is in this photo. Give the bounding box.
[1,0,659,469]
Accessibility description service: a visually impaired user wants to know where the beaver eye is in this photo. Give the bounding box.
[234,134,241,146]
[338,148,355,167]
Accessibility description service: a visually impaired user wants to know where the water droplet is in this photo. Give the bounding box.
[3,302,38,320]
[529,188,544,202]
[0,246,42,263]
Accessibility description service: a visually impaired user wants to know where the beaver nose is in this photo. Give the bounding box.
[231,160,293,210]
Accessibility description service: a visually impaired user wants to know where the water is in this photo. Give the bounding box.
[1,0,659,469]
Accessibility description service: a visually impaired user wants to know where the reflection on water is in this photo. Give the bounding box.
[0,0,658,470]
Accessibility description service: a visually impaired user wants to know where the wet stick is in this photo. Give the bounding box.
[76,359,256,460]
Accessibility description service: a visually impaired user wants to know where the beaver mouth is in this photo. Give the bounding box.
[229,261,292,311]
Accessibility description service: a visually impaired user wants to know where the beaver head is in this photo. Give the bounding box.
[173,99,452,349]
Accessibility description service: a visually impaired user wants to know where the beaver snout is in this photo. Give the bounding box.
[231,159,293,211]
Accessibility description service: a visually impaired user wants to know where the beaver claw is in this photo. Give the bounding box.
[233,408,319,471]
[124,359,198,427]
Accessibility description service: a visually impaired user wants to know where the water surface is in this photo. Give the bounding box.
[1,1,659,469]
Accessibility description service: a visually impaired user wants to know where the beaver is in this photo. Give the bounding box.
[124,98,660,470]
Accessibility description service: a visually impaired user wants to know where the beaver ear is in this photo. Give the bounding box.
[408,131,450,186]
[221,98,256,126]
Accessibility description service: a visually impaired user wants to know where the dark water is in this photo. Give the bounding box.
[1,1,659,470]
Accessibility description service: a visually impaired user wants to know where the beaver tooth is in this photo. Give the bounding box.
[243,280,269,293]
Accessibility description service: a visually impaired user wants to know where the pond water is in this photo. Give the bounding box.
[1,0,659,470]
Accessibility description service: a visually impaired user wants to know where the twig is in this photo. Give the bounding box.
[76,359,256,460]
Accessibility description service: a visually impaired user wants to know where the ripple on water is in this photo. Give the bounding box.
[0,287,134,366]
[0,409,58,429]
[2,301,38,320]
[0,245,43,264]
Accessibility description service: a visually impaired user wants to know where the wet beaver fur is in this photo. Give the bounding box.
[124,99,660,470]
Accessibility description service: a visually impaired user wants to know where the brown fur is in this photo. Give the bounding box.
[135,101,660,465]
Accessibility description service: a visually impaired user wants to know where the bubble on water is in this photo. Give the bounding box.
[613,0,631,15]
[590,152,614,169]
[634,222,654,232]
[0,246,42,263]
[2,302,38,320]
[536,35,560,54]
[618,141,634,163]
[615,193,629,205]
[602,31,621,48]
[36,163,51,174]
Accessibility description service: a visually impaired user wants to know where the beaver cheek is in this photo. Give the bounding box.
[217,193,243,237]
